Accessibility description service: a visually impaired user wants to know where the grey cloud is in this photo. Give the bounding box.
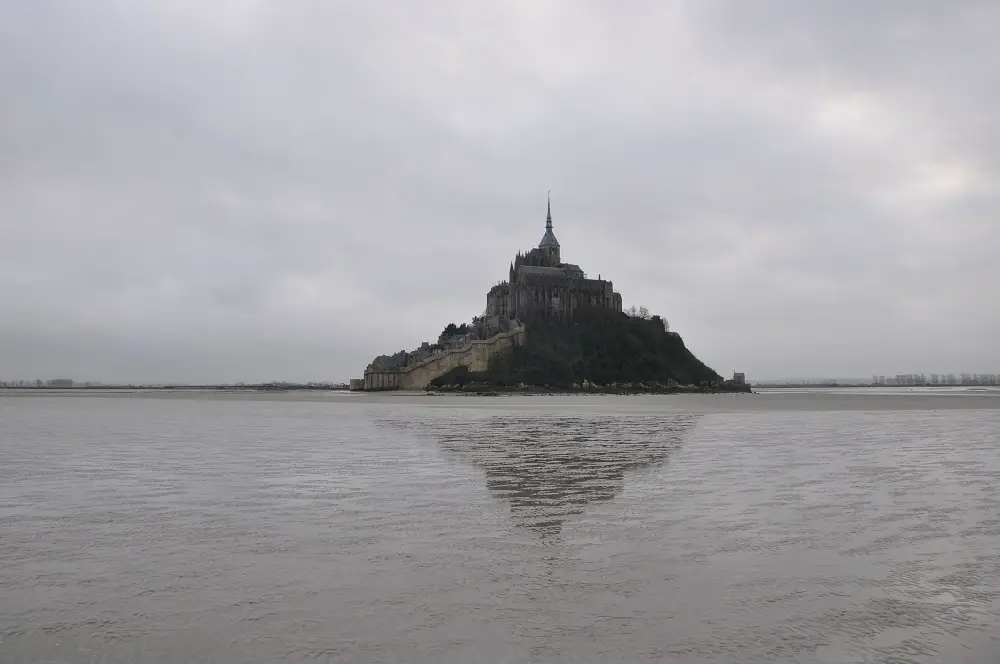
[1,0,998,383]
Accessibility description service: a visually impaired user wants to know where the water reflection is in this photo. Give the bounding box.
[382,413,698,537]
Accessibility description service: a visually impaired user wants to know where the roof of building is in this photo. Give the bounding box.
[517,265,566,276]
[539,228,559,247]
[516,263,590,280]
[539,195,560,248]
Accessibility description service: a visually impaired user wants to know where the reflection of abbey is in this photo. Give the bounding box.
[486,198,623,319]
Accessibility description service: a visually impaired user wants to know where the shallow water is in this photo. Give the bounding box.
[2,391,999,662]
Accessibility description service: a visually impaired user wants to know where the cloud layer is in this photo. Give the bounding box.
[2,1,998,382]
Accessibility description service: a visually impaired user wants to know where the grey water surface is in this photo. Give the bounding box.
[1,390,999,663]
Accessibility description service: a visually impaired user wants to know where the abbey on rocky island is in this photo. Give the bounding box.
[486,196,623,320]
[353,196,625,390]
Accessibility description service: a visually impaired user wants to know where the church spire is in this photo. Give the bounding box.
[538,190,560,251]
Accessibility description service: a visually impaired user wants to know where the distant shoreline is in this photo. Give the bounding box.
[754,383,994,389]
[4,384,997,395]
[0,384,350,392]
[4,388,1000,414]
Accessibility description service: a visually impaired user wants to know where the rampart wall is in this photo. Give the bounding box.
[362,325,526,391]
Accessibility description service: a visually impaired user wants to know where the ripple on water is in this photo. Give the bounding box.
[0,396,998,663]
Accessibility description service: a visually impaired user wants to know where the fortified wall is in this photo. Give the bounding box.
[362,324,526,391]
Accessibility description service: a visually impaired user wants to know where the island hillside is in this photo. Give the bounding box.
[428,308,730,392]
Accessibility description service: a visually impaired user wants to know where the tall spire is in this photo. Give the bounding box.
[538,190,560,250]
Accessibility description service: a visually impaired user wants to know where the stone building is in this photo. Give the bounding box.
[486,198,622,320]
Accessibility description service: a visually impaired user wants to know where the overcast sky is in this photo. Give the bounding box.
[2,1,998,383]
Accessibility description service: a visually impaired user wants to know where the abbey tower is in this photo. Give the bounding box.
[486,197,623,320]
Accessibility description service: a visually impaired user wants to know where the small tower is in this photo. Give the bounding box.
[538,192,560,265]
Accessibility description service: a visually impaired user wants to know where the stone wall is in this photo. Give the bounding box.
[363,370,400,391]
[400,325,525,390]
[362,324,526,391]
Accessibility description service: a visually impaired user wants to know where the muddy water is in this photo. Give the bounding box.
[1,391,998,662]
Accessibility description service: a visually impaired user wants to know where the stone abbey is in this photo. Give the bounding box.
[354,196,625,390]
[353,196,742,392]
[486,197,623,320]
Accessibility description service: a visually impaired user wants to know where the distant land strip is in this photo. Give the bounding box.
[0,383,351,392]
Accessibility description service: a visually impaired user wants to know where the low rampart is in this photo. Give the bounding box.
[362,325,526,391]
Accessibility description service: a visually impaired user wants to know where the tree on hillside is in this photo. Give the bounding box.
[441,322,471,339]
[625,305,651,320]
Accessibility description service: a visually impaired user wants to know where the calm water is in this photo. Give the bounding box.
[2,391,999,663]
